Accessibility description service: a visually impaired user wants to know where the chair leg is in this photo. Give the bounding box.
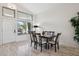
[36,42,37,49]
[31,41,32,46]
[55,44,57,52]
[41,44,42,52]
[34,42,37,49]
[34,42,36,49]
[48,44,49,49]
[51,44,52,47]
[57,42,59,50]
[34,42,35,49]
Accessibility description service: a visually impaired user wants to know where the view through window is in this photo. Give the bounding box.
[17,20,27,35]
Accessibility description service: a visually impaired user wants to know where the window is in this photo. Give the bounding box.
[17,20,28,35]
[17,11,33,35]
[17,11,31,19]
[2,7,15,18]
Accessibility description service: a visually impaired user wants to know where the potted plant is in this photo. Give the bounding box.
[70,12,79,43]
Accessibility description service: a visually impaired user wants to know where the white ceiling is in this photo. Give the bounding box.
[15,3,79,14]
[15,3,62,14]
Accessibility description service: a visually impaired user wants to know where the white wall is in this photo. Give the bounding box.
[35,4,79,47]
[0,19,2,45]
[0,6,3,45]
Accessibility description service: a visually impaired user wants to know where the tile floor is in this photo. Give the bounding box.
[0,41,31,56]
[0,40,79,56]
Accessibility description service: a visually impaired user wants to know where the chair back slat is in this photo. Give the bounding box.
[55,33,61,43]
[29,31,36,42]
[36,33,41,42]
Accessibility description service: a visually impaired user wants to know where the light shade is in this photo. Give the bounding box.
[33,25,39,28]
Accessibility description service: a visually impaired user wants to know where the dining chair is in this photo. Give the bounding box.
[29,31,35,46]
[48,33,61,52]
[34,33,41,49]
[31,31,39,49]
[30,32,42,50]
[39,35,48,52]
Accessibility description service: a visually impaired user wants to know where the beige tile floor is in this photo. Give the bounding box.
[32,45,79,56]
[0,41,31,56]
[0,40,79,56]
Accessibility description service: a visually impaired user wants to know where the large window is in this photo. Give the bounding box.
[17,11,32,35]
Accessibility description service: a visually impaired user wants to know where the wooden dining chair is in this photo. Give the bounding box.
[32,32,39,49]
[34,33,41,49]
[30,32,42,50]
[48,33,61,52]
[29,31,35,46]
[39,35,48,52]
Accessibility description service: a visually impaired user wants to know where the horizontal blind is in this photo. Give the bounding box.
[17,11,32,20]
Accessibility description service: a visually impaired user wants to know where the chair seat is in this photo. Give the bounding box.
[49,41,55,44]
[42,41,47,43]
